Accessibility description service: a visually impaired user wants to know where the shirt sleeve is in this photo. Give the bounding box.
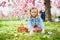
[38,17,45,28]
[28,18,33,31]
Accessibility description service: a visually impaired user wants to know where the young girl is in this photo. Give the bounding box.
[28,8,45,35]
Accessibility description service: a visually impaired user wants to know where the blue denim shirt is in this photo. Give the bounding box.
[28,16,44,31]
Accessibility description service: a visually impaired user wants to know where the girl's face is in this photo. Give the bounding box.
[30,9,38,18]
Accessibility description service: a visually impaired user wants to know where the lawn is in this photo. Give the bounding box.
[0,21,60,40]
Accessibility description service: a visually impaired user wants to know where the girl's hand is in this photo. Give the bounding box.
[30,29,34,35]
[41,29,45,34]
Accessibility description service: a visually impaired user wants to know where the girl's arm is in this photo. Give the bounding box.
[38,17,45,34]
[39,17,44,28]
[28,18,33,31]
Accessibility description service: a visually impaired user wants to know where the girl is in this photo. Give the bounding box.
[28,8,45,35]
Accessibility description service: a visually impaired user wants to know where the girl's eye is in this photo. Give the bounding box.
[32,12,37,13]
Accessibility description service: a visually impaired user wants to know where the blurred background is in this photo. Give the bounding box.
[0,0,60,21]
[0,0,60,40]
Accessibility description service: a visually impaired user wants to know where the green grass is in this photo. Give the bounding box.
[0,21,60,40]
[0,17,24,21]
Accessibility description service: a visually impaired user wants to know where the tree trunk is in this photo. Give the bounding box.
[44,0,52,21]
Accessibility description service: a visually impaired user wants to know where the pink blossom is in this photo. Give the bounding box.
[0,11,4,18]
[8,0,10,2]
[28,0,33,3]
[0,1,6,7]
[57,0,60,8]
